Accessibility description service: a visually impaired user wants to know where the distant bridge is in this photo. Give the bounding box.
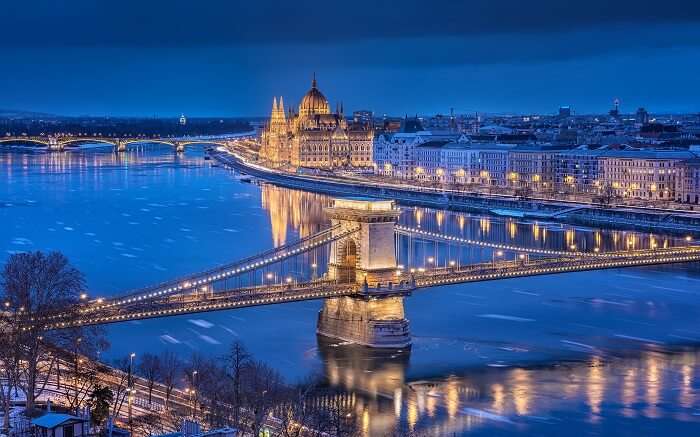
[0,134,254,152]
[17,198,700,348]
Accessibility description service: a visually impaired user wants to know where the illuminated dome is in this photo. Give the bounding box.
[299,76,330,117]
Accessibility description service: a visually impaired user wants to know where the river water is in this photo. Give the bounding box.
[2,146,700,435]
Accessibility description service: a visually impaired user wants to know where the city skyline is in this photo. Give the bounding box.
[2,0,700,116]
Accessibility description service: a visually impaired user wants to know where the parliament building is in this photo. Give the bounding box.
[259,76,374,169]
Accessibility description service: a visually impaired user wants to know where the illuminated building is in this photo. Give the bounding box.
[600,150,694,200]
[259,76,374,169]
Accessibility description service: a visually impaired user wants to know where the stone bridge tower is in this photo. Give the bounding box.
[318,198,411,348]
[326,198,400,285]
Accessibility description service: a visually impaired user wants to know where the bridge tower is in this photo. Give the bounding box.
[318,198,411,348]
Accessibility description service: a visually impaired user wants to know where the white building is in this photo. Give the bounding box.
[373,121,461,179]
[600,150,696,201]
[677,157,700,204]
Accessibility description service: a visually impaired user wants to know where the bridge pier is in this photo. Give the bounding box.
[115,140,126,153]
[175,142,185,153]
[317,295,411,348]
[318,198,411,348]
[47,137,64,152]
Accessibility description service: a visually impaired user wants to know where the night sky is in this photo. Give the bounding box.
[2,0,700,117]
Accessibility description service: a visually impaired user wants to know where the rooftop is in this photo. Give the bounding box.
[32,413,86,429]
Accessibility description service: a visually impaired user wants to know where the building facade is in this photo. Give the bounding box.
[676,158,700,204]
[599,150,694,201]
[259,77,373,169]
[553,149,603,194]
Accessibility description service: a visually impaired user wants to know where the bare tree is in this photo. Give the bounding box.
[323,388,360,437]
[277,379,320,437]
[0,310,23,433]
[184,353,230,428]
[137,352,161,405]
[226,341,251,428]
[242,361,284,437]
[107,357,132,420]
[159,350,182,410]
[596,183,618,206]
[0,251,89,414]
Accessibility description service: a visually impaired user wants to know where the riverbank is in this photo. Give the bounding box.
[212,150,700,236]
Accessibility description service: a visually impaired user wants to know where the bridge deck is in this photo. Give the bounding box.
[32,245,700,329]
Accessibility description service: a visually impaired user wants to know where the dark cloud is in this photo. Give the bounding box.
[2,0,700,48]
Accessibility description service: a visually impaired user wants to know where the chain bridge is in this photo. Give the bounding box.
[19,198,700,348]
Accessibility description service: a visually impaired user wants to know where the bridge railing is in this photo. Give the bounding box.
[409,247,700,288]
[82,224,351,312]
[396,225,699,259]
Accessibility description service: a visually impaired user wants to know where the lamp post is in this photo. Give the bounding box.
[128,352,135,432]
[192,370,198,419]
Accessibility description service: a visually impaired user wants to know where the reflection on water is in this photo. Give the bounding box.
[261,184,330,247]
[318,338,700,435]
[4,147,700,435]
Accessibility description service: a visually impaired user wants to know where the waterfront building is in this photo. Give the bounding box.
[506,144,566,191]
[373,116,460,179]
[475,144,516,187]
[599,150,696,200]
[553,148,604,194]
[414,140,452,182]
[677,157,700,204]
[259,76,373,169]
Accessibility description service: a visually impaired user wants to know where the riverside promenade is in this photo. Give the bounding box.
[212,149,700,236]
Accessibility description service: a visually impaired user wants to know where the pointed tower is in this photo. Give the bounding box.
[278,96,286,121]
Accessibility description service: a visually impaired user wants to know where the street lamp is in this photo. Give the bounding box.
[192,370,198,418]
[128,353,136,431]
